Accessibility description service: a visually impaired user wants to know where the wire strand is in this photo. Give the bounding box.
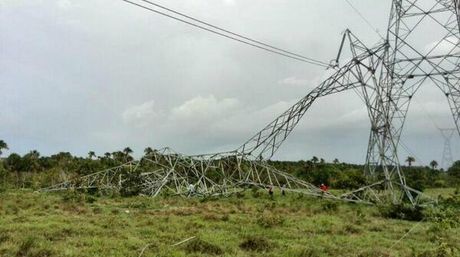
[139,0,330,66]
[121,0,330,67]
[344,0,385,40]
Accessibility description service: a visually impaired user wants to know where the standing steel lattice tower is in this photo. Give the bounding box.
[358,0,460,204]
[440,128,456,169]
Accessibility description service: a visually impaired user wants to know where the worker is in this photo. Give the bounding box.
[320,183,329,192]
[268,185,274,199]
[281,184,286,196]
[187,183,195,197]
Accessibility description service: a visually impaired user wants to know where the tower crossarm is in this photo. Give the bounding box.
[236,43,387,160]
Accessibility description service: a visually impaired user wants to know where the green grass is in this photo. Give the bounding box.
[0,189,459,257]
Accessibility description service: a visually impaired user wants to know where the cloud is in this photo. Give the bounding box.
[336,107,368,125]
[122,100,158,127]
[222,0,236,6]
[424,36,460,55]
[170,95,239,121]
[278,76,310,86]
[56,0,72,9]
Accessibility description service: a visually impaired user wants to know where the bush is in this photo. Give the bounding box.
[434,180,447,188]
[413,242,459,257]
[119,170,143,197]
[378,204,425,221]
[425,195,460,229]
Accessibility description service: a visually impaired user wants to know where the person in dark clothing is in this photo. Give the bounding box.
[281,184,286,196]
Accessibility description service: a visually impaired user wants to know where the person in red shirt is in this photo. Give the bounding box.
[319,183,328,192]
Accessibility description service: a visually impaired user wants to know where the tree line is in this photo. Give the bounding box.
[0,140,459,191]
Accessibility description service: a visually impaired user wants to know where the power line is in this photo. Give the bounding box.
[344,0,385,40]
[140,0,330,66]
[412,98,440,130]
[121,0,330,67]
[399,140,426,167]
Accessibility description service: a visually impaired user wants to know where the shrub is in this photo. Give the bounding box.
[239,236,271,252]
[413,242,459,257]
[434,180,447,188]
[184,238,223,255]
[378,204,424,221]
[425,195,460,229]
[119,170,143,197]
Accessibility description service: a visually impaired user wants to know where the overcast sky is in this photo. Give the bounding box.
[1,0,459,166]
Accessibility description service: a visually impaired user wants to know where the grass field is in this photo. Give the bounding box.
[0,188,459,257]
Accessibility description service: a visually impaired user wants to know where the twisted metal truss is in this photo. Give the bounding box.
[43,0,459,206]
[42,148,348,202]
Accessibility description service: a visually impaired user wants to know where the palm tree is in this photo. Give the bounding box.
[144,147,154,156]
[311,156,319,164]
[29,150,40,159]
[24,150,41,172]
[123,147,133,156]
[405,156,415,167]
[0,140,9,157]
[123,147,133,162]
[430,160,438,170]
[88,151,96,160]
[333,158,339,164]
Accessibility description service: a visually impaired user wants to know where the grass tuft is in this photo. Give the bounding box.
[183,238,223,255]
[239,236,272,252]
[256,212,285,228]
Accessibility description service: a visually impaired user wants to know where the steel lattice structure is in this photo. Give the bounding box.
[440,128,456,169]
[42,0,459,206]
